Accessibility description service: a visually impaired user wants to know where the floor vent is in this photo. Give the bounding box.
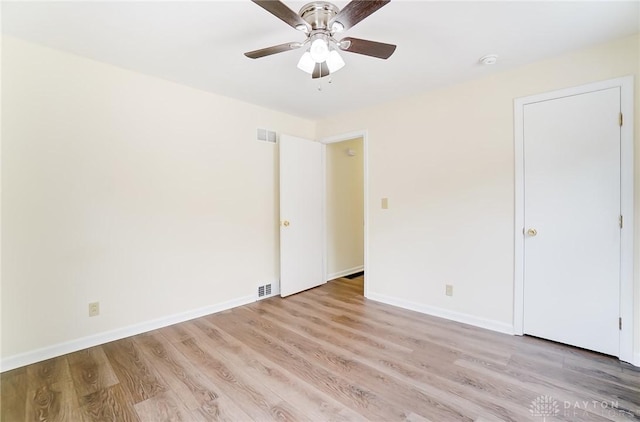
[257,283,272,299]
[257,128,277,143]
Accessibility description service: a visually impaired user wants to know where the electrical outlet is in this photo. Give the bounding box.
[445,285,453,297]
[381,198,389,209]
[89,302,100,317]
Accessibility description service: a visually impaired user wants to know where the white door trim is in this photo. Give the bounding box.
[321,130,369,297]
[513,76,635,364]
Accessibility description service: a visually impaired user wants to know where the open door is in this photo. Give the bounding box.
[279,135,324,297]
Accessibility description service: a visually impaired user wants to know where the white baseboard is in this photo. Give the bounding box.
[367,292,640,367]
[1,294,255,372]
[366,292,514,335]
[327,265,364,281]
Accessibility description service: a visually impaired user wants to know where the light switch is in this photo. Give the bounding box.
[381,198,389,209]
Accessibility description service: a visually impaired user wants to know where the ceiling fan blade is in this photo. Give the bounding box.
[245,42,302,59]
[329,0,390,32]
[312,62,330,79]
[252,0,311,32]
[339,37,396,59]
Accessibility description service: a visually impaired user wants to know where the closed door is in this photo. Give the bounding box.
[279,134,324,297]
[523,87,621,356]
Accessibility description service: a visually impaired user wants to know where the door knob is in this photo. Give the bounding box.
[527,228,538,236]
[282,220,290,227]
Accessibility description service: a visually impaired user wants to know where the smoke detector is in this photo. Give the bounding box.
[479,54,498,65]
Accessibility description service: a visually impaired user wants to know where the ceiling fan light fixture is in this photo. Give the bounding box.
[297,51,315,74]
[246,0,397,80]
[310,38,330,63]
[326,50,345,73]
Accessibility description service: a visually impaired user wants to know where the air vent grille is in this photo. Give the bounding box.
[257,283,273,299]
[257,128,277,143]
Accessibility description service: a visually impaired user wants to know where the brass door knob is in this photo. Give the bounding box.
[282,220,290,227]
[527,228,538,236]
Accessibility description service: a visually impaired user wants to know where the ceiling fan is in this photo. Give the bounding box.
[245,0,396,79]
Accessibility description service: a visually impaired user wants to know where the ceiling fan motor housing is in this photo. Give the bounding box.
[299,2,340,31]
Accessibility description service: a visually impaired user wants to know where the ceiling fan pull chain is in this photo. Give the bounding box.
[318,65,324,91]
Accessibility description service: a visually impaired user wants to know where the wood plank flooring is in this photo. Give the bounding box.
[2,276,639,421]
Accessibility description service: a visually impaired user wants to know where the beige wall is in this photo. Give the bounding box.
[317,35,640,358]
[1,37,315,364]
[3,33,640,368]
[326,138,364,279]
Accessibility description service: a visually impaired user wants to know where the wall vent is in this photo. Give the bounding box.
[257,283,273,299]
[257,128,277,143]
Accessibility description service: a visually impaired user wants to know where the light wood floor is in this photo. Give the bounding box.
[2,276,639,421]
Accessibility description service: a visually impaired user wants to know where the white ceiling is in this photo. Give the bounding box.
[2,1,639,120]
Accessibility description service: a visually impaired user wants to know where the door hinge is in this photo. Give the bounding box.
[619,317,622,330]
[619,215,623,229]
[619,113,623,127]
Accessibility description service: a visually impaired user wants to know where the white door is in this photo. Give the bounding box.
[279,135,324,297]
[523,88,621,356]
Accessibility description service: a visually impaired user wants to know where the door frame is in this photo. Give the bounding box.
[513,76,634,363]
[321,130,369,297]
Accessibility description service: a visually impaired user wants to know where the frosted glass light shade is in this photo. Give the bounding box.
[297,52,315,74]
[326,50,345,73]
[309,38,329,63]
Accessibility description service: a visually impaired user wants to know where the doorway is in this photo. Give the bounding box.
[513,77,634,362]
[326,137,364,280]
[322,131,368,296]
